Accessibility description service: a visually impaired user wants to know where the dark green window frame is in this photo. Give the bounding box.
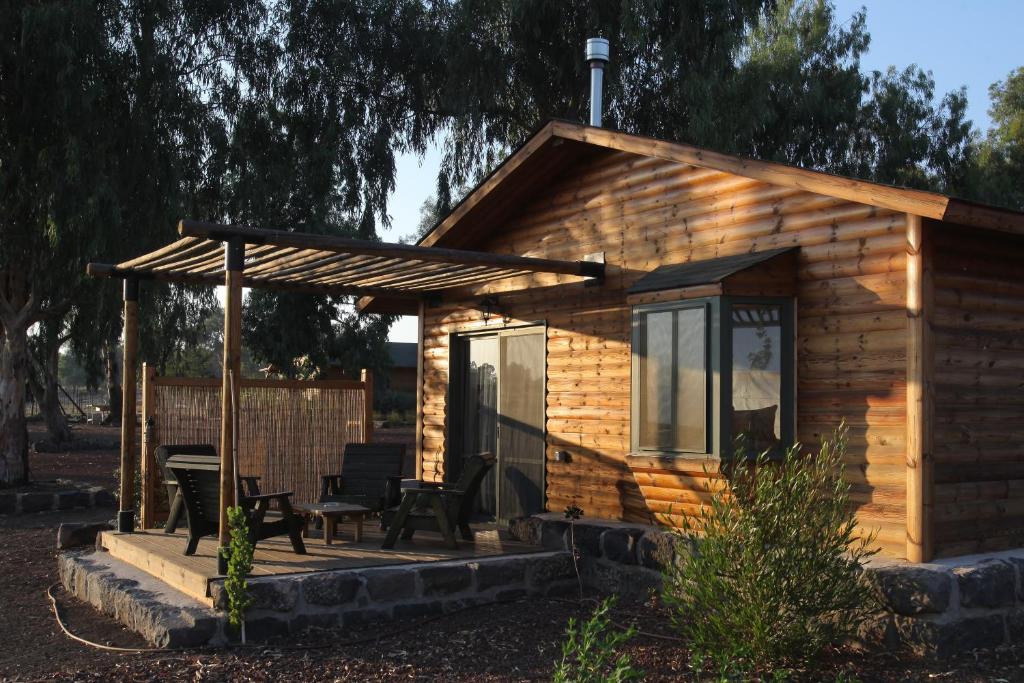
[630,296,795,460]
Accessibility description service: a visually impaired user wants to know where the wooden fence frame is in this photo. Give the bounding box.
[139,363,373,529]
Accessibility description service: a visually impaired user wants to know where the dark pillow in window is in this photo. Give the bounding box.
[732,405,779,454]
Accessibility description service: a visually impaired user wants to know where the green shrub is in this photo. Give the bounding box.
[552,597,643,683]
[661,425,878,675]
[220,505,255,641]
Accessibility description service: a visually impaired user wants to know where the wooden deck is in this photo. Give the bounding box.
[100,525,539,604]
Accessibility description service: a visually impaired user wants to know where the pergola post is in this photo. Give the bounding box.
[117,278,139,532]
[361,368,374,442]
[218,239,244,573]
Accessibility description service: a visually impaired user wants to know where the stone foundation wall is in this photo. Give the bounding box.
[0,482,115,515]
[59,549,576,647]
[510,513,1024,657]
[205,550,577,642]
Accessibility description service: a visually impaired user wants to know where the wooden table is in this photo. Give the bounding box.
[293,502,373,544]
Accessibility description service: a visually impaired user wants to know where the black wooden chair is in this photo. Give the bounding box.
[319,443,405,512]
[380,452,495,550]
[166,454,307,556]
[156,444,262,533]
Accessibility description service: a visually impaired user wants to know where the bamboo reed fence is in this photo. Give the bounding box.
[139,363,373,528]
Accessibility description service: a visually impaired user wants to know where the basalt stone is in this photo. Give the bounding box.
[93,489,116,508]
[1005,556,1024,602]
[419,564,472,596]
[637,530,678,572]
[527,553,575,589]
[869,564,952,615]
[584,558,661,600]
[1007,609,1024,643]
[243,616,290,642]
[540,520,569,551]
[247,578,299,612]
[955,559,1015,609]
[507,516,542,544]
[475,557,530,592]
[364,568,417,601]
[290,612,340,633]
[897,613,1006,657]
[301,572,362,606]
[57,521,113,550]
[57,489,90,511]
[21,491,54,513]
[0,493,16,514]
[601,528,644,565]
[857,612,899,650]
[567,523,605,558]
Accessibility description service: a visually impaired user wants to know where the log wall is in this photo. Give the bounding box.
[931,222,1024,557]
[419,149,910,557]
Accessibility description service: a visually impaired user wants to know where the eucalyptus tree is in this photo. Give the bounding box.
[429,0,974,201]
[0,0,121,483]
[975,67,1024,210]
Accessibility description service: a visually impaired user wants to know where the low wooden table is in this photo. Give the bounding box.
[293,502,373,544]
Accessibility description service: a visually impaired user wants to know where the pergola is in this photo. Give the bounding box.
[87,219,604,569]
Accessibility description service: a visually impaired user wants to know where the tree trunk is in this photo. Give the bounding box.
[0,320,30,485]
[29,327,72,444]
[104,340,122,425]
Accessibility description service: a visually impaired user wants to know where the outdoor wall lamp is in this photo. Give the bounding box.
[481,296,500,324]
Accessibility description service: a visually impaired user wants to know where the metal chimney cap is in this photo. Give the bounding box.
[585,37,610,63]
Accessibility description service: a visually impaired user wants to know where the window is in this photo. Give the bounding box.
[631,297,793,459]
[635,304,708,453]
[730,304,784,457]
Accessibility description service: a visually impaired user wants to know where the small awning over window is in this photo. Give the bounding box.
[627,247,799,296]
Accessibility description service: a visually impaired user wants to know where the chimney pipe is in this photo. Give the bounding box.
[585,37,610,127]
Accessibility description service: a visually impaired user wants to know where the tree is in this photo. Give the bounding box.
[0,1,120,483]
[975,68,1024,210]
[430,0,973,199]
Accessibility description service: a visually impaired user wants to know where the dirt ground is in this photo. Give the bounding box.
[6,425,1024,681]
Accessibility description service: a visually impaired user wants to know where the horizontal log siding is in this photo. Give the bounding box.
[931,223,1024,557]
[419,150,908,556]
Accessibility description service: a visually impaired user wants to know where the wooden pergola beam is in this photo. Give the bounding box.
[86,262,429,300]
[177,220,606,280]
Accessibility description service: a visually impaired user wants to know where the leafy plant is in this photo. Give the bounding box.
[662,425,878,675]
[552,597,643,683]
[220,505,255,642]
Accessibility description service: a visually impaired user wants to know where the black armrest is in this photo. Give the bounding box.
[246,491,294,502]
[407,487,465,498]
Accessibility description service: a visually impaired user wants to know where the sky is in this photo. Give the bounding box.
[383,0,1024,343]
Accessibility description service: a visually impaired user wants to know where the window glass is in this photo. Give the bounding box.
[638,306,706,452]
[731,304,782,455]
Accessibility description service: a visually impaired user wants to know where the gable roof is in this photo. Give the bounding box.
[627,247,798,295]
[360,119,1024,311]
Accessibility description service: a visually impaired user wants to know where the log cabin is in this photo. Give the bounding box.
[89,119,1024,567]
[356,119,1024,563]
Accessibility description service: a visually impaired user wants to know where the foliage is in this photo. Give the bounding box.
[243,290,394,380]
[220,505,255,636]
[552,597,643,683]
[376,389,416,414]
[661,425,878,674]
[432,0,975,199]
[974,67,1024,210]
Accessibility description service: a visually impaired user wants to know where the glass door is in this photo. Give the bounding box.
[450,326,546,523]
